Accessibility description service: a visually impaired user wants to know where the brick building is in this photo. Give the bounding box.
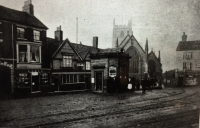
[175,32,200,86]
[0,0,50,96]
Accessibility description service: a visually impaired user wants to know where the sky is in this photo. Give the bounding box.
[1,0,200,72]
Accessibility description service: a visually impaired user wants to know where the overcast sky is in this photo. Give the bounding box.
[1,0,200,72]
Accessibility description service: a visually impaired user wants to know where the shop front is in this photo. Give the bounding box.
[14,69,51,94]
[50,72,91,92]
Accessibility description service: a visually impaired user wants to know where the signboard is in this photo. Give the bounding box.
[109,66,117,77]
[91,78,94,83]
[196,63,200,68]
[76,63,84,67]
[32,72,38,76]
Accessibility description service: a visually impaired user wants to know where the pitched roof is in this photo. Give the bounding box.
[176,41,200,51]
[119,35,146,54]
[148,51,162,65]
[0,5,48,29]
[52,38,99,61]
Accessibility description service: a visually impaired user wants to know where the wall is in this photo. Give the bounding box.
[176,50,200,71]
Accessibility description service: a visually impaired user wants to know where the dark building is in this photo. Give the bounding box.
[0,0,50,96]
[89,48,130,93]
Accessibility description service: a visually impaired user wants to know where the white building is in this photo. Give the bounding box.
[176,32,200,86]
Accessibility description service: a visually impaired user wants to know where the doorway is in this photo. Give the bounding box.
[31,75,40,92]
[95,72,103,91]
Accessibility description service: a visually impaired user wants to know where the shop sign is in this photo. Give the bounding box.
[109,66,117,77]
[196,63,200,68]
[32,72,38,76]
[91,78,94,83]
[76,63,84,67]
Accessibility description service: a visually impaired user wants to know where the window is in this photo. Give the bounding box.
[18,73,28,83]
[120,31,124,37]
[30,46,40,62]
[62,75,78,83]
[79,75,84,82]
[183,62,192,70]
[183,52,193,60]
[34,30,40,41]
[17,28,25,38]
[86,61,91,70]
[19,45,28,62]
[62,56,72,67]
[17,44,41,63]
[18,73,29,86]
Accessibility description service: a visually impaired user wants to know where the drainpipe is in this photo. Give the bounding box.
[11,23,15,93]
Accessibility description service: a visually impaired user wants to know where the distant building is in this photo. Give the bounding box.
[175,32,200,86]
[112,18,162,81]
[0,0,49,96]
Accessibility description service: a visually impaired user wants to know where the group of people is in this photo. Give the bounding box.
[129,75,161,93]
[107,74,161,93]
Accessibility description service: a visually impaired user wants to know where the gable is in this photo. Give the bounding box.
[148,52,161,66]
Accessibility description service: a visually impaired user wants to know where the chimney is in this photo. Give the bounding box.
[93,37,98,48]
[22,0,34,15]
[55,26,63,41]
[182,32,187,41]
[158,51,161,62]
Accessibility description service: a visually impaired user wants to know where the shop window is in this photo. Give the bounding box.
[19,45,28,62]
[40,73,48,84]
[62,75,78,83]
[18,73,29,86]
[17,27,25,39]
[62,56,72,67]
[30,46,40,62]
[34,30,40,41]
[86,61,91,70]
[79,75,84,82]
[69,75,74,83]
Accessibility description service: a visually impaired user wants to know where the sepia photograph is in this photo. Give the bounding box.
[0,0,200,127]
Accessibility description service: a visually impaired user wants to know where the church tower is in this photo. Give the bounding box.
[112,18,133,48]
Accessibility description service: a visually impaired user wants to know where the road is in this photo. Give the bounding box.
[0,86,200,128]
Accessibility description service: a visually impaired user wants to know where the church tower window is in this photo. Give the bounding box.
[120,31,124,38]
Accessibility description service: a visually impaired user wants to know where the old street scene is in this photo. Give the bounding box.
[0,0,200,128]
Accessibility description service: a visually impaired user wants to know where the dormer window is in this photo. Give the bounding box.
[17,27,25,39]
[34,30,40,41]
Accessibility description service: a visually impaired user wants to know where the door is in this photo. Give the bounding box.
[0,66,11,99]
[95,72,103,91]
[178,76,183,86]
[31,75,40,92]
